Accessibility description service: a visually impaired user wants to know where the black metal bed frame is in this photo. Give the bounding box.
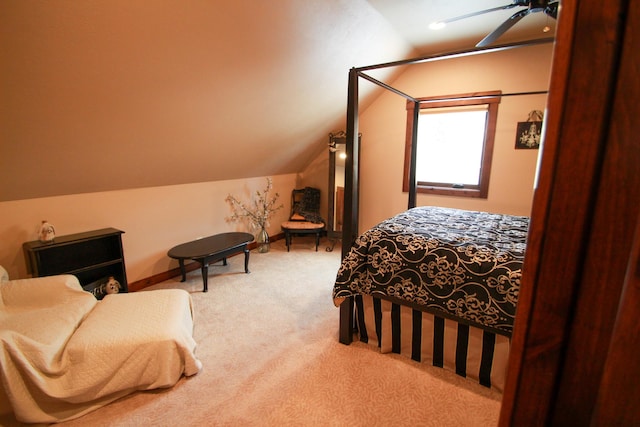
[338,38,554,344]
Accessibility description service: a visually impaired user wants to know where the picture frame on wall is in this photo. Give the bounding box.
[515,121,542,149]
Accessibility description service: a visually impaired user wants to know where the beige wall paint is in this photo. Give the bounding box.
[0,1,412,202]
[355,44,553,231]
[0,174,296,281]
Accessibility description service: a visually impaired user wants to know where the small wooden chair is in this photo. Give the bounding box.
[281,188,325,251]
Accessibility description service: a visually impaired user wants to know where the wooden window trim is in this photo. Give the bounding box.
[402,91,501,198]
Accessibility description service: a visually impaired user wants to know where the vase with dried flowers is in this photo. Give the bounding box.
[225,178,283,253]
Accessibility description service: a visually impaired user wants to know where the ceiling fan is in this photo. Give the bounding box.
[431,0,560,47]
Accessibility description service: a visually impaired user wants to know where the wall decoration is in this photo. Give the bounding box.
[38,220,55,243]
[515,110,544,149]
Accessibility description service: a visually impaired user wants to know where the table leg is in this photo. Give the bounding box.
[243,247,250,273]
[201,262,209,292]
[179,259,186,282]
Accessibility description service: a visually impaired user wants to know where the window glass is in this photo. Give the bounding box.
[403,91,501,198]
[416,106,487,186]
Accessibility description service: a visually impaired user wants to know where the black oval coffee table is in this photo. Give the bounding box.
[167,232,254,292]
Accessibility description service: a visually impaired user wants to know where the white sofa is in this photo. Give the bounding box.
[0,266,201,424]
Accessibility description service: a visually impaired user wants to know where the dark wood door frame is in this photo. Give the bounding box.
[500,0,639,425]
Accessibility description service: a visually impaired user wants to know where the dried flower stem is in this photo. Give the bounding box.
[225,177,283,231]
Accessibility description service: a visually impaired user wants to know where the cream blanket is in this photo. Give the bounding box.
[0,274,202,424]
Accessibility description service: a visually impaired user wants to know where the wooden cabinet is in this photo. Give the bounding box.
[23,228,128,296]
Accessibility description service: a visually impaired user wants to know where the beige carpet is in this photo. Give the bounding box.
[8,238,502,426]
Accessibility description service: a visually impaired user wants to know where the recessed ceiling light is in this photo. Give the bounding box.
[429,21,446,30]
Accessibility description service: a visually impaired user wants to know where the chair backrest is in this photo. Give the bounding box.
[289,187,324,223]
[291,189,306,219]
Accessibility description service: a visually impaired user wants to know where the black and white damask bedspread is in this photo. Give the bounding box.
[333,206,530,335]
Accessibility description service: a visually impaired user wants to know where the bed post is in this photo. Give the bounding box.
[338,67,360,345]
[408,100,419,209]
[342,67,360,256]
[339,297,354,345]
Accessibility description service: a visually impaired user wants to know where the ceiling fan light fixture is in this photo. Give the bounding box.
[428,21,446,30]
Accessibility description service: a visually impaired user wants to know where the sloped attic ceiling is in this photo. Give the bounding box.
[0,0,557,201]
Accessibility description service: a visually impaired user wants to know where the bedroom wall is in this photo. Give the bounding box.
[0,174,296,282]
[0,1,411,203]
[356,43,553,231]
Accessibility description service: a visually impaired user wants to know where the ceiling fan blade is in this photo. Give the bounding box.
[545,1,560,19]
[434,2,524,26]
[476,8,530,47]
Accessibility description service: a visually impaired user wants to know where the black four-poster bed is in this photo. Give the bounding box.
[332,39,552,391]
